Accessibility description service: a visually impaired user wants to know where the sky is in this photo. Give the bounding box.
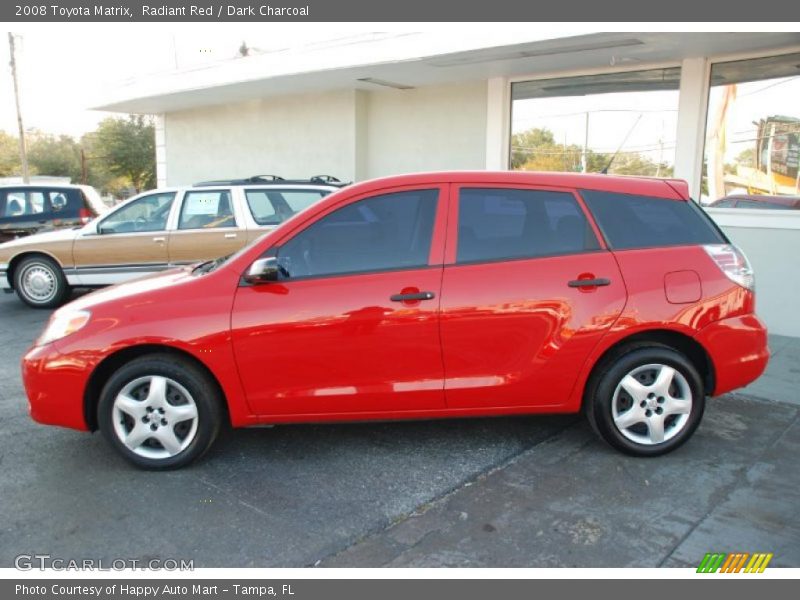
[1,24,417,137]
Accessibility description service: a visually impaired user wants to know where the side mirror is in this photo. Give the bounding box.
[244,257,280,284]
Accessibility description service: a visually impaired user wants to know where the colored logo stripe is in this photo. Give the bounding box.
[697,552,773,573]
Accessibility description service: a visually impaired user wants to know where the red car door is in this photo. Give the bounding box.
[440,184,626,410]
[231,185,448,417]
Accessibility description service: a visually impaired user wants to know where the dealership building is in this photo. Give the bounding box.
[97,31,800,336]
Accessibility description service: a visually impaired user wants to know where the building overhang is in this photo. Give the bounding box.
[94,31,800,114]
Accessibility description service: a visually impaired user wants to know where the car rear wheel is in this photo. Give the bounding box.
[14,255,70,308]
[585,345,705,456]
[98,354,224,470]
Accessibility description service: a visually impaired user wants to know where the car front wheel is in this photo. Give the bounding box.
[586,345,705,456]
[14,255,70,308]
[98,354,224,469]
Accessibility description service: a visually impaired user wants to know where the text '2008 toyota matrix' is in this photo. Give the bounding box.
[22,172,768,469]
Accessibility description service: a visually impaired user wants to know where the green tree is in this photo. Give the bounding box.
[511,128,557,169]
[91,115,156,193]
[0,131,21,177]
[27,133,82,181]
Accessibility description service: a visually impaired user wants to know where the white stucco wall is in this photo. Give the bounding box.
[710,211,800,338]
[363,82,488,179]
[163,90,359,185]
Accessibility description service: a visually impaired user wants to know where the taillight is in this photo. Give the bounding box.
[79,207,93,224]
[704,244,755,290]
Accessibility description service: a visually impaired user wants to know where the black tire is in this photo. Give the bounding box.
[98,354,224,470]
[585,344,705,457]
[13,255,70,308]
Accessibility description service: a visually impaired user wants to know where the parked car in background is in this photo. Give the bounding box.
[21,171,768,469]
[0,183,106,243]
[706,194,800,210]
[0,175,346,308]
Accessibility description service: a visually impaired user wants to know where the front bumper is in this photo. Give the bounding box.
[0,263,10,290]
[694,314,770,397]
[22,342,92,431]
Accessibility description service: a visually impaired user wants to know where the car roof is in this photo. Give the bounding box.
[337,171,689,201]
[0,183,85,190]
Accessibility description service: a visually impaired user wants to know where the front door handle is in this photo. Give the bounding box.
[390,291,435,302]
[568,278,611,288]
[224,233,237,239]
[153,236,166,243]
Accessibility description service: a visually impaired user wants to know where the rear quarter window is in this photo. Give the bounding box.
[580,190,725,250]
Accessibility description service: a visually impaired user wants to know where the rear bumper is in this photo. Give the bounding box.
[695,314,769,396]
[22,342,91,431]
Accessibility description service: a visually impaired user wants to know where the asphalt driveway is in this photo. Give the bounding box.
[0,291,797,568]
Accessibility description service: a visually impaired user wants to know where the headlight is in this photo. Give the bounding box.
[37,310,91,346]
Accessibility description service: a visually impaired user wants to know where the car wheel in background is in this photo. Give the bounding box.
[13,255,70,309]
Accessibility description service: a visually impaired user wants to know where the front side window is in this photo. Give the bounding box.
[179,190,235,230]
[99,192,175,234]
[457,188,599,264]
[245,189,329,226]
[277,189,438,278]
[581,190,725,250]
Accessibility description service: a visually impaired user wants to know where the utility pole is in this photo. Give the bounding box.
[581,111,589,173]
[8,32,30,183]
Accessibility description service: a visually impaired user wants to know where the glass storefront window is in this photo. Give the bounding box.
[702,53,800,209]
[510,68,681,177]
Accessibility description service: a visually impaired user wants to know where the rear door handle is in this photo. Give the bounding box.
[568,278,611,288]
[390,291,435,302]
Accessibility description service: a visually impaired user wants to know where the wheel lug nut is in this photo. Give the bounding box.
[142,416,149,423]
[645,410,652,417]
[640,401,647,408]
[657,397,664,403]
[161,419,167,426]
[647,393,655,399]
[150,423,158,431]
[146,407,153,413]
[158,408,165,414]
[656,407,663,415]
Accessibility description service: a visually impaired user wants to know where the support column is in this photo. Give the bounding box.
[154,113,168,188]
[674,57,710,199]
[485,77,510,171]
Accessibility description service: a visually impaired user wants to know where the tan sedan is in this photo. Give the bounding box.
[0,180,340,307]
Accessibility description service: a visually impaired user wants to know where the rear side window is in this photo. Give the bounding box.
[581,190,725,250]
[457,188,599,264]
[245,189,329,226]
[277,189,438,278]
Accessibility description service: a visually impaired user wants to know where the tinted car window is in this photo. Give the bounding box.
[736,199,793,210]
[581,190,725,250]
[179,190,235,229]
[99,192,176,234]
[245,189,329,226]
[1,190,46,218]
[709,199,736,208]
[277,189,438,278]
[457,188,599,264]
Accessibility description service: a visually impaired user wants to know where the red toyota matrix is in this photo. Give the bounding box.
[22,172,769,469]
